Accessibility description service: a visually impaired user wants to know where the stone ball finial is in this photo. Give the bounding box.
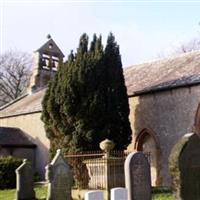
[47,34,51,39]
[100,139,115,152]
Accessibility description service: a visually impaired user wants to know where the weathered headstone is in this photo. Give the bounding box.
[169,133,200,200]
[46,149,73,200]
[15,159,35,200]
[84,191,103,200]
[111,187,128,200]
[125,152,151,200]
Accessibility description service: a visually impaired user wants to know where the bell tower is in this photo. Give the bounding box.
[28,35,64,93]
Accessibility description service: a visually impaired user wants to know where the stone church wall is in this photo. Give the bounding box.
[1,84,200,185]
[127,85,200,186]
[0,112,49,179]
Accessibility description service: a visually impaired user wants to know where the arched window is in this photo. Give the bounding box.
[134,128,162,186]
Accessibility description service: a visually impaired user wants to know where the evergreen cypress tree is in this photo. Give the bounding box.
[41,33,132,155]
[103,33,132,149]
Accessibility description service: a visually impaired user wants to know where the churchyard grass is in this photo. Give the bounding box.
[0,187,172,200]
[152,187,173,200]
[152,193,172,200]
[0,186,47,200]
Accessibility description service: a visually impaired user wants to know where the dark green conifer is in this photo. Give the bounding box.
[103,33,132,149]
[41,33,132,155]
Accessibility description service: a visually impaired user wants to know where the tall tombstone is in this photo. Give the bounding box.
[169,133,200,200]
[46,149,73,200]
[125,152,151,200]
[15,159,35,200]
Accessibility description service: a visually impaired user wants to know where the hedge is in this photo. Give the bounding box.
[0,156,22,189]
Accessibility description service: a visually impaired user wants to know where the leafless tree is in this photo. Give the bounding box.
[174,38,200,54]
[0,50,33,106]
[157,37,200,59]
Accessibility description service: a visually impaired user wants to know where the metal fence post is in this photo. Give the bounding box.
[100,139,115,200]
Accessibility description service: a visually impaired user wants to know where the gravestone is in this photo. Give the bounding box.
[111,187,128,200]
[169,133,200,200]
[125,152,151,200]
[84,191,103,200]
[46,149,73,200]
[15,159,35,200]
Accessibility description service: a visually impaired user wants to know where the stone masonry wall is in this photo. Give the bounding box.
[1,85,200,184]
[127,85,200,186]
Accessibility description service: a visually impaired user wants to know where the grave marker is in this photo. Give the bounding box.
[15,159,35,200]
[84,191,103,200]
[46,149,73,200]
[111,187,128,200]
[169,133,200,200]
[125,152,151,200]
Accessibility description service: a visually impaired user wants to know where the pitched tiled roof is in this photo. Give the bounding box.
[124,50,200,96]
[0,127,36,147]
[1,50,200,117]
[0,89,45,118]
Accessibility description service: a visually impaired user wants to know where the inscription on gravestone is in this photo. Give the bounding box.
[54,166,68,199]
[125,152,151,200]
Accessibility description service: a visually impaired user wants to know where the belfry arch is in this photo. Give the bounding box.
[134,128,162,186]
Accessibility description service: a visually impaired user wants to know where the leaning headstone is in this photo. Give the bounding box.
[125,152,151,200]
[84,191,103,200]
[169,133,200,200]
[111,187,128,200]
[46,149,73,200]
[15,159,35,200]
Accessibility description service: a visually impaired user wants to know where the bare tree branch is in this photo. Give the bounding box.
[157,37,200,59]
[0,50,33,106]
[174,38,200,54]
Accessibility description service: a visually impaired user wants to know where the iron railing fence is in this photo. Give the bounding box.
[64,151,150,189]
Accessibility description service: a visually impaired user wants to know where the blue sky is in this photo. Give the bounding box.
[1,1,200,66]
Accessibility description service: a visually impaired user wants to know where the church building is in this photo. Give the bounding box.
[124,52,200,186]
[1,37,200,186]
[0,37,64,179]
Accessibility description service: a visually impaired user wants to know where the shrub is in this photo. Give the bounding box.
[0,156,22,189]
